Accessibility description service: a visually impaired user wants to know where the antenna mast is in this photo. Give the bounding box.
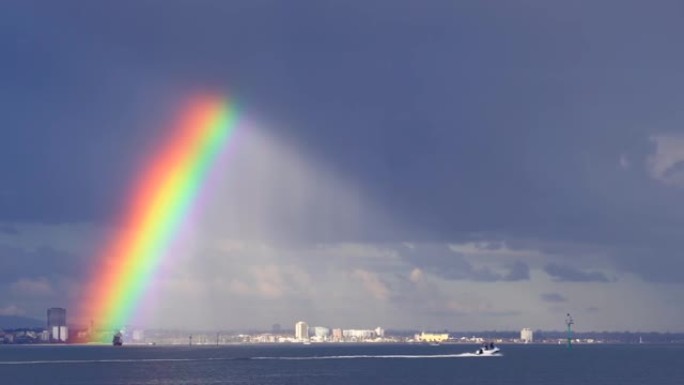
[565,313,574,348]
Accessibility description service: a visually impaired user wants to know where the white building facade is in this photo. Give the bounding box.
[295,321,309,341]
[520,328,533,343]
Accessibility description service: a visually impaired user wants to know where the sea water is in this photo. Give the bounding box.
[0,343,682,385]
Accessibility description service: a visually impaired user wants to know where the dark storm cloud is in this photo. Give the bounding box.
[0,243,86,282]
[612,247,684,284]
[1,0,684,287]
[543,263,610,283]
[541,293,567,303]
[403,244,529,282]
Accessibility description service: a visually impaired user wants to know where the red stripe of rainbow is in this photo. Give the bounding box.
[80,95,237,332]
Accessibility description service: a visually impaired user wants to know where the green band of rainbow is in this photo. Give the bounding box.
[80,95,238,332]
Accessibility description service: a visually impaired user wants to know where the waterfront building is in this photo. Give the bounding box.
[416,332,449,343]
[47,308,67,342]
[295,321,309,341]
[342,329,375,341]
[311,326,330,340]
[521,328,533,343]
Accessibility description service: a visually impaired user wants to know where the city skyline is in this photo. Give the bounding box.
[3,308,681,345]
[4,309,681,346]
[2,1,684,332]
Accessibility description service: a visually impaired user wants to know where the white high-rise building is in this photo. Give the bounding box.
[47,308,67,343]
[295,321,309,341]
[51,326,68,342]
[521,328,533,343]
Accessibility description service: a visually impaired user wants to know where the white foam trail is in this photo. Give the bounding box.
[252,353,501,360]
[0,358,205,365]
[0,353,502,365]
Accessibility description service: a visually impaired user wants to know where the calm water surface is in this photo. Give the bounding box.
[0,344,682,385]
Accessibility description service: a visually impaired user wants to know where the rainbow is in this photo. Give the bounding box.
[80,95,238,333]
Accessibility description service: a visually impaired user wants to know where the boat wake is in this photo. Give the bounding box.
[0,358,221,365]
[253,353,501,360]
[0,358,200,365]
[0,357,265,365]
[0,353,501,365]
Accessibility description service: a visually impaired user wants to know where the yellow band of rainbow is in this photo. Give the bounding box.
[80,95,238,333]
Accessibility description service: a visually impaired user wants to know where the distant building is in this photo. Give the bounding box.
[416,332,449,343]
[332,328,343,341]
[520,328,533,343]
[342,329,375,340]
[311,326,330,340]
[375,327,385,338]
[47,308,67,343]
[295,321,309,341]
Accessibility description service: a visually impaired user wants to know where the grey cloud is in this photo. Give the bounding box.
[0,243,87,317]
[481,311,522,318]
[490,236,684,284]
[0,243,86,282]
[544,263,610,283]
[503,261,530,281]
[423,308,468,318]
[403,244,530,282]
[662,161,684,181]
[541,293,567,303]
[611,247,684,283]
[0,225,19,235]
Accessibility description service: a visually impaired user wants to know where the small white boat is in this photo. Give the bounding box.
[474,343,500,356]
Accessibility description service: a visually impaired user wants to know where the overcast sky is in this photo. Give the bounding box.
[2,0,684,332]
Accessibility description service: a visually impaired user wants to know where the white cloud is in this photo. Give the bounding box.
[647,134,684,186]
[448,241,541,259]
[351,269,390,301]
[409,268,424,283]
[248,264,312,300]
